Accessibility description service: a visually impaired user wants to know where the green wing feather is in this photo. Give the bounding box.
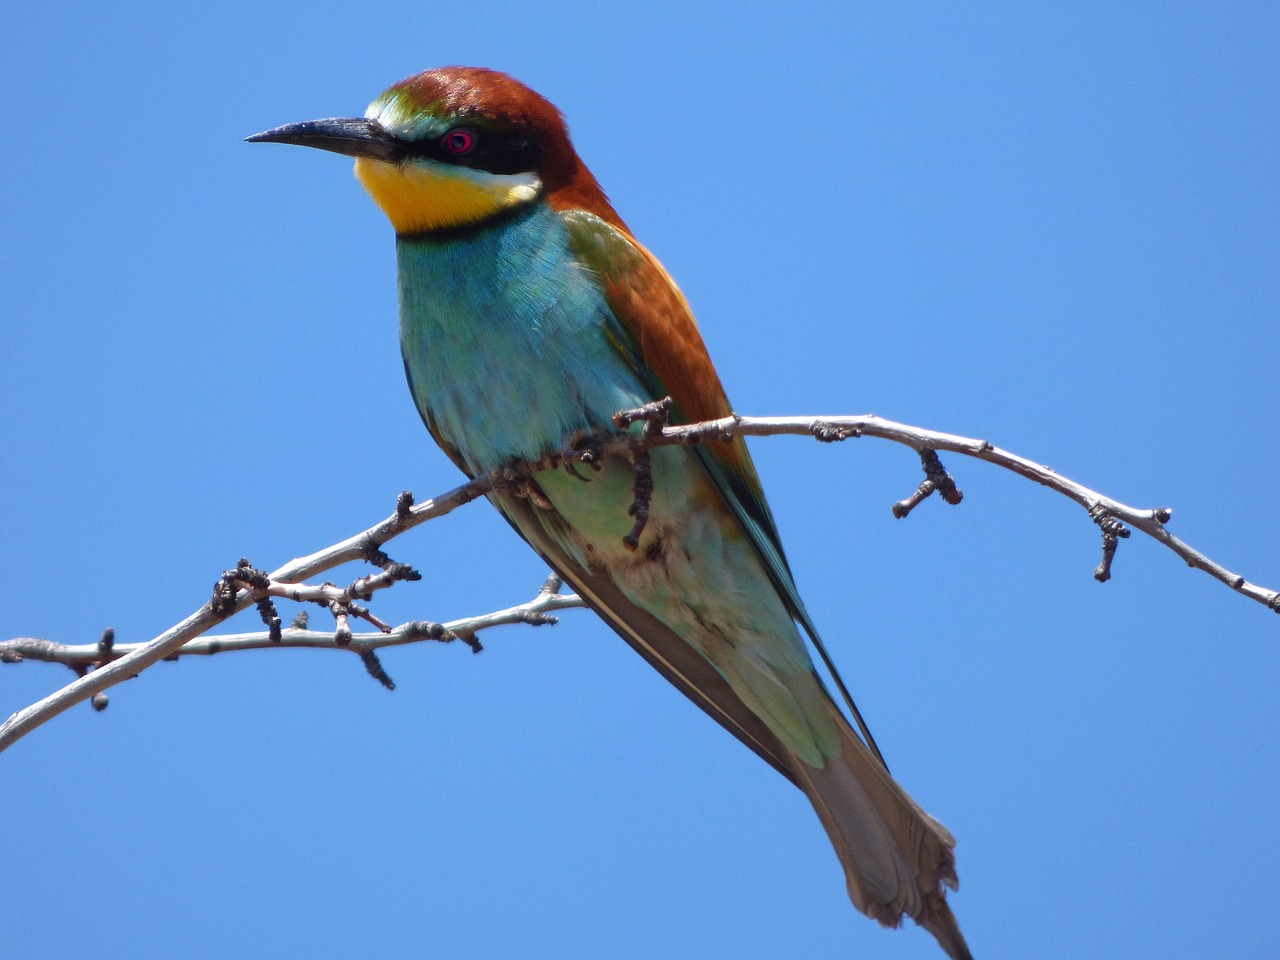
[560,209,887,766]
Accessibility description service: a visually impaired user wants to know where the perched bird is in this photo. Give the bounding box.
[249,67,971,958]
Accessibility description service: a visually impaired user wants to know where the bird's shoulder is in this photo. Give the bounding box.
[555,206,807,606]
[556,206,733,429]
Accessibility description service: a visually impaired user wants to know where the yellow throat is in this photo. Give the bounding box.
[354,157,541,234]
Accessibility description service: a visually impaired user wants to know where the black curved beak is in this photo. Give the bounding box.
[245,117,405,163]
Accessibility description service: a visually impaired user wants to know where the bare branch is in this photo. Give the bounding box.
[643,412,1279,614]
[0,588,584,670]
[3,407,1274,754]
[0,477,496,752]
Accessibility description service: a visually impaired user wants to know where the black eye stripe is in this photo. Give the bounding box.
[405,127,541,176]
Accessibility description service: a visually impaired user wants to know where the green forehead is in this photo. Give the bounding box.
[364,87,452,139]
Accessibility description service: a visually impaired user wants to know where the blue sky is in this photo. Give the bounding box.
[3,2,1277,958]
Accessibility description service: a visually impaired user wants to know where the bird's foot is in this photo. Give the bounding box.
[565,432,608,480]
[489,461,555,510]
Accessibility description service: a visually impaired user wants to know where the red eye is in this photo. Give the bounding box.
[443,129,475,155]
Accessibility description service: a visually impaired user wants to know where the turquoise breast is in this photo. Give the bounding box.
[396,203,648,472]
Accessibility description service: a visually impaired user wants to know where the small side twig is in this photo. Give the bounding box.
[255,598,283,642]
[622,451,655,552]
[893,449,964,518]
[612,396,674,433]
[1090,504,1132,583]
[614,397,673,550]
[361,539,422,585]
[360,650,395,690]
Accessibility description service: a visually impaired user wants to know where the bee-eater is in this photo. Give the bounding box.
[249,67,971,959]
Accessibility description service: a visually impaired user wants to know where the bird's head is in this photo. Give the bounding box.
[247,66,623,236]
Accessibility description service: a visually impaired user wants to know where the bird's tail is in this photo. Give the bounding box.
[788,702,973,960]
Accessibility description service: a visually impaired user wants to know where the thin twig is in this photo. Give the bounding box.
[646,413,1279,613]
[0,589,584,669]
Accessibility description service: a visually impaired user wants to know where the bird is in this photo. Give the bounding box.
[248,66,971,959]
